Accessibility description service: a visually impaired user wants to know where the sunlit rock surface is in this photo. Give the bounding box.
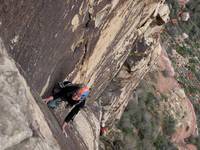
[100,3,170,127]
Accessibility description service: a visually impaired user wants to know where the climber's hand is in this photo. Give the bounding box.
[43,96,53,104]
[62,122,68,137]
[43,99,50,104]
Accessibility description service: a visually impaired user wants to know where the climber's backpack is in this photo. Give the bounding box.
[52,81,72,95]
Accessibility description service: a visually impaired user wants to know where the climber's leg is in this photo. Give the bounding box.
[47,97,62,109]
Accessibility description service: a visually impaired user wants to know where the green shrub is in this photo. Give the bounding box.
[163,115,176,136]
[154,134,177,150]
[176,45,192,57]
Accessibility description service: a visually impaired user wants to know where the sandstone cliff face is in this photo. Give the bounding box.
[0,0,182,150]
[0,39,60,150]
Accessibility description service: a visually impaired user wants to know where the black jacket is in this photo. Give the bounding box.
[64,99,85,123]
[53,84,86,123]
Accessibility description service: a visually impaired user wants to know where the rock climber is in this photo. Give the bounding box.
[43,81,90,134]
